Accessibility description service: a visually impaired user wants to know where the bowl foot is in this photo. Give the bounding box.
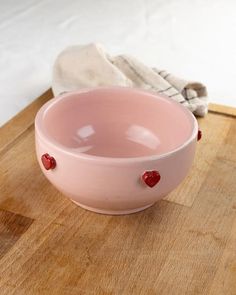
[70,200,155,215]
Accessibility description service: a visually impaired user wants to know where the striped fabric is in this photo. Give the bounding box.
[52,43,208,116]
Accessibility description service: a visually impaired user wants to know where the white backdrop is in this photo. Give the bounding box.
[0,0,236,126]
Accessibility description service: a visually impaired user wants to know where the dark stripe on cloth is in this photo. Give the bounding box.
[158,86,172,93]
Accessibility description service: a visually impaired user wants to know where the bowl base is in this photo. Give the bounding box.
[70,200,155,215]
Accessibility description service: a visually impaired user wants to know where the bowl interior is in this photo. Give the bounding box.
[42,88,195,158]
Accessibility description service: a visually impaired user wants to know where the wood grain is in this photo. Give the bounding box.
[0,90,235,294]
[209,218,236,295]
[0,210,33,259]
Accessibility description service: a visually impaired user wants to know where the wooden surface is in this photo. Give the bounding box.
[0,91,236,295]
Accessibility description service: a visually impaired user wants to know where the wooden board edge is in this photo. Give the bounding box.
[0,89,53,153]
[208,103,236,117]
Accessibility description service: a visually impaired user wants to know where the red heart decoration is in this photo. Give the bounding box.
[197,130,202,141]
[41,153,56,170]
[142,170,161,188]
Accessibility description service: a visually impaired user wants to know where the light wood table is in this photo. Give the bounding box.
[0,90,236,295]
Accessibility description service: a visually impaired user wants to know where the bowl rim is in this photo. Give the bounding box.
[35,86,198,164]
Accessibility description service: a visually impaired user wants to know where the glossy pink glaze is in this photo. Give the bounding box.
[35,87,198,215]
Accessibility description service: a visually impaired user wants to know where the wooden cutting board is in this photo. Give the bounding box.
[0,90,236,295]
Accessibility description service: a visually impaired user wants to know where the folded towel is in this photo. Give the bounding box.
[52,43,208,116]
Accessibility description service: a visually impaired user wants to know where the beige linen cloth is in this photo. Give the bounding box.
[52,43,208,116]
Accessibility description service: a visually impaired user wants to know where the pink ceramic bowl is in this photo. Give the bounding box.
[35,87,199,215]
